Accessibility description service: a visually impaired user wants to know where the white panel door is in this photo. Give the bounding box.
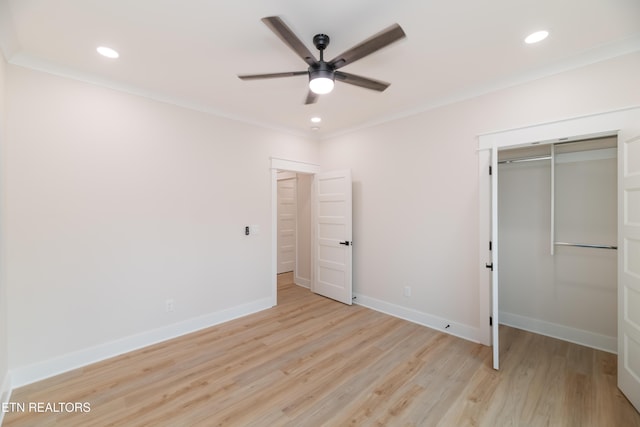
[313,170,352,305]
[619,131,640,412]
[490,147,499,370]
[277,177,296,274]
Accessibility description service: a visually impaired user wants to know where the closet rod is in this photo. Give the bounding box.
[554,241,618,250]
[498,155,551,164]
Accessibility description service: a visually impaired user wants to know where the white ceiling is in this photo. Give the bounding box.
[1,0,639,138]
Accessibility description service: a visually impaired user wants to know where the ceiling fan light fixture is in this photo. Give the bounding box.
[309,77,334,94]
[309,63,335,95]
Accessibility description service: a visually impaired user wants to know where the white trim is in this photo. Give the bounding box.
[270,158,320,175]
[10,297,272,388]
[500,311,617,354]
[0,372,12,425]
[477,106,639,150]
[354,293,480,344]
[271,168,278,306]
[550,144,556,255]
[490,146,499,370]
[294,276,310,288]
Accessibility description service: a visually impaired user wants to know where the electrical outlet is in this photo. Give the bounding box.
[403,286,411,297]
[166,299,175,312]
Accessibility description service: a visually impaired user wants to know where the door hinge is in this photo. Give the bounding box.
[489,241,492,251]
[489,165,492,175]
[489,316,493,326]
[485,262,493,271]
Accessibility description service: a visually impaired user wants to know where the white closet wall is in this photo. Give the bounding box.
[498,137,618,352]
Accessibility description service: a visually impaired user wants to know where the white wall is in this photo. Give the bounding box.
[4,65,319,385]
[295,174,312,287]
[319,52,640,343]
[0,50,10,412]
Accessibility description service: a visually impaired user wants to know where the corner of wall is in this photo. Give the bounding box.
[294,277,310,288]
[499,311,617,354]
[353,293,482,345]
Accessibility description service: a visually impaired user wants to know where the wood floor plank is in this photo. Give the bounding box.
[4,273,640,426]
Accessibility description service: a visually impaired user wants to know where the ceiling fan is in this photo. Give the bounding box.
[238,16,406,104]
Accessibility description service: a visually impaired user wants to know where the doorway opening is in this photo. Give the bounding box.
[270,158,354,307]
[270,158,320,306]
[276,170,313,302]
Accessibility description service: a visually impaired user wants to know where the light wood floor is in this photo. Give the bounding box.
[4,273,640,426]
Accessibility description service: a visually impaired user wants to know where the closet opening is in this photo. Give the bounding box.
[497,136,618,353]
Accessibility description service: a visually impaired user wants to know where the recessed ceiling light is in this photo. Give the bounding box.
[524,30,549,44]
[97,46,119,59]
[311,117,322,123]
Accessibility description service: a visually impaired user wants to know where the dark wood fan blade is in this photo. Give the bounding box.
[238,71,307,80]
[262,16,317,67]
[304,90,319,105]
[329,23,406,70]
[334,71,390,92]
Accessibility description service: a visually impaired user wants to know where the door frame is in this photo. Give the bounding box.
[477,106,640,370]
[270,158,321,306]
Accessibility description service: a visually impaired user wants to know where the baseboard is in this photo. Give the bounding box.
[10,297,272,388]
[499,311,617,354]
[0,371,12,425]
[353,293,481,344]
[294,276,310,288]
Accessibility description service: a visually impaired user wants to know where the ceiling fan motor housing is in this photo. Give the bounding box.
[312,34,330,51]
[309,61,334,79]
